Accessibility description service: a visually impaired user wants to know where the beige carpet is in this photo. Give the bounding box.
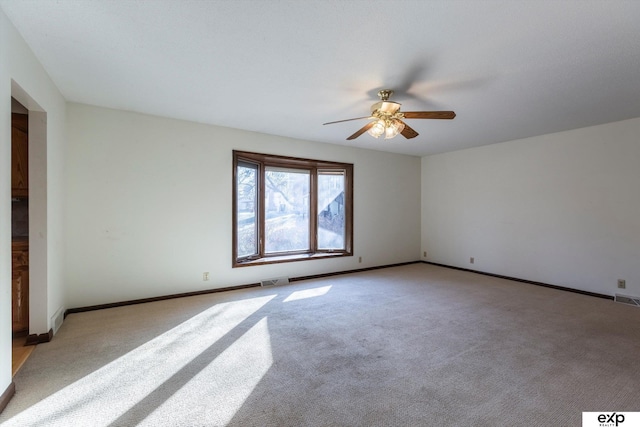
[1,263,639,426]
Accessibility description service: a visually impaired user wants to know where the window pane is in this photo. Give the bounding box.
[318,170,345,250]
[237,162,258,258]
[264,167,310,253]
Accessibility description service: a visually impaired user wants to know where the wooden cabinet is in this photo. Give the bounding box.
[12,113,30,335]
[11,241,29,335]
[11,113,29,198]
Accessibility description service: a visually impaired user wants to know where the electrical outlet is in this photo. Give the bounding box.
[618,279,626,289]
[423,251,427,257]
[203,272,210,281]
[470,257,475,264]
[358,256,362,263]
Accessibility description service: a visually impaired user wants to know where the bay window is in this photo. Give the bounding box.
[233,151,353,266]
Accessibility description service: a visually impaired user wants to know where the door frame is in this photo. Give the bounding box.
[11,82,49,339]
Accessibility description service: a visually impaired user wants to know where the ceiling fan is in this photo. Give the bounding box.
[323,89,456,140]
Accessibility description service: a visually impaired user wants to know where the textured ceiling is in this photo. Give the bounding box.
[2,0,640,156]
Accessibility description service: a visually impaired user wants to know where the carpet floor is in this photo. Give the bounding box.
[1,263,639,426]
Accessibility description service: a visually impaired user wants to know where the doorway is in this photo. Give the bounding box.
[10,99,32,375]
[9,82,50,376]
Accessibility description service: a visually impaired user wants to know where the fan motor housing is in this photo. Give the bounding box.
[371,101,401,114]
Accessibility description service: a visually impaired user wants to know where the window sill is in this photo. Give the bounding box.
[234,252,351,267]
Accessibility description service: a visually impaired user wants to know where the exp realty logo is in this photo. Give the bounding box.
[582,412,640,427]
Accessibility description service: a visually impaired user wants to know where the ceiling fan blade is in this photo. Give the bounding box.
[347,122,375,140]
[400,122,419,139]
[323,116,372,125]
[403,111,456,120]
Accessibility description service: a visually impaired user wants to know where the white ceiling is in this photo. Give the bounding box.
[2,0,640,156]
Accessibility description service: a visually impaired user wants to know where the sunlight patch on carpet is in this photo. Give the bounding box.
[283,285,332,302]
[139,317,274,426]
[2,295,276,427]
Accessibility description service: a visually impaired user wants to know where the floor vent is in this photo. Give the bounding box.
[614,293,640,308]
[52,307,65,334]
[261,277,290,287]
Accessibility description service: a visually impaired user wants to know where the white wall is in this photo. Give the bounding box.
[422,117,640,296]
[65,103,421,308]
[1,7,67,397]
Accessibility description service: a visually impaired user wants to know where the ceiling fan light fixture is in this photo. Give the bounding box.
[367,119,386,138]
[384,119,405,139]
